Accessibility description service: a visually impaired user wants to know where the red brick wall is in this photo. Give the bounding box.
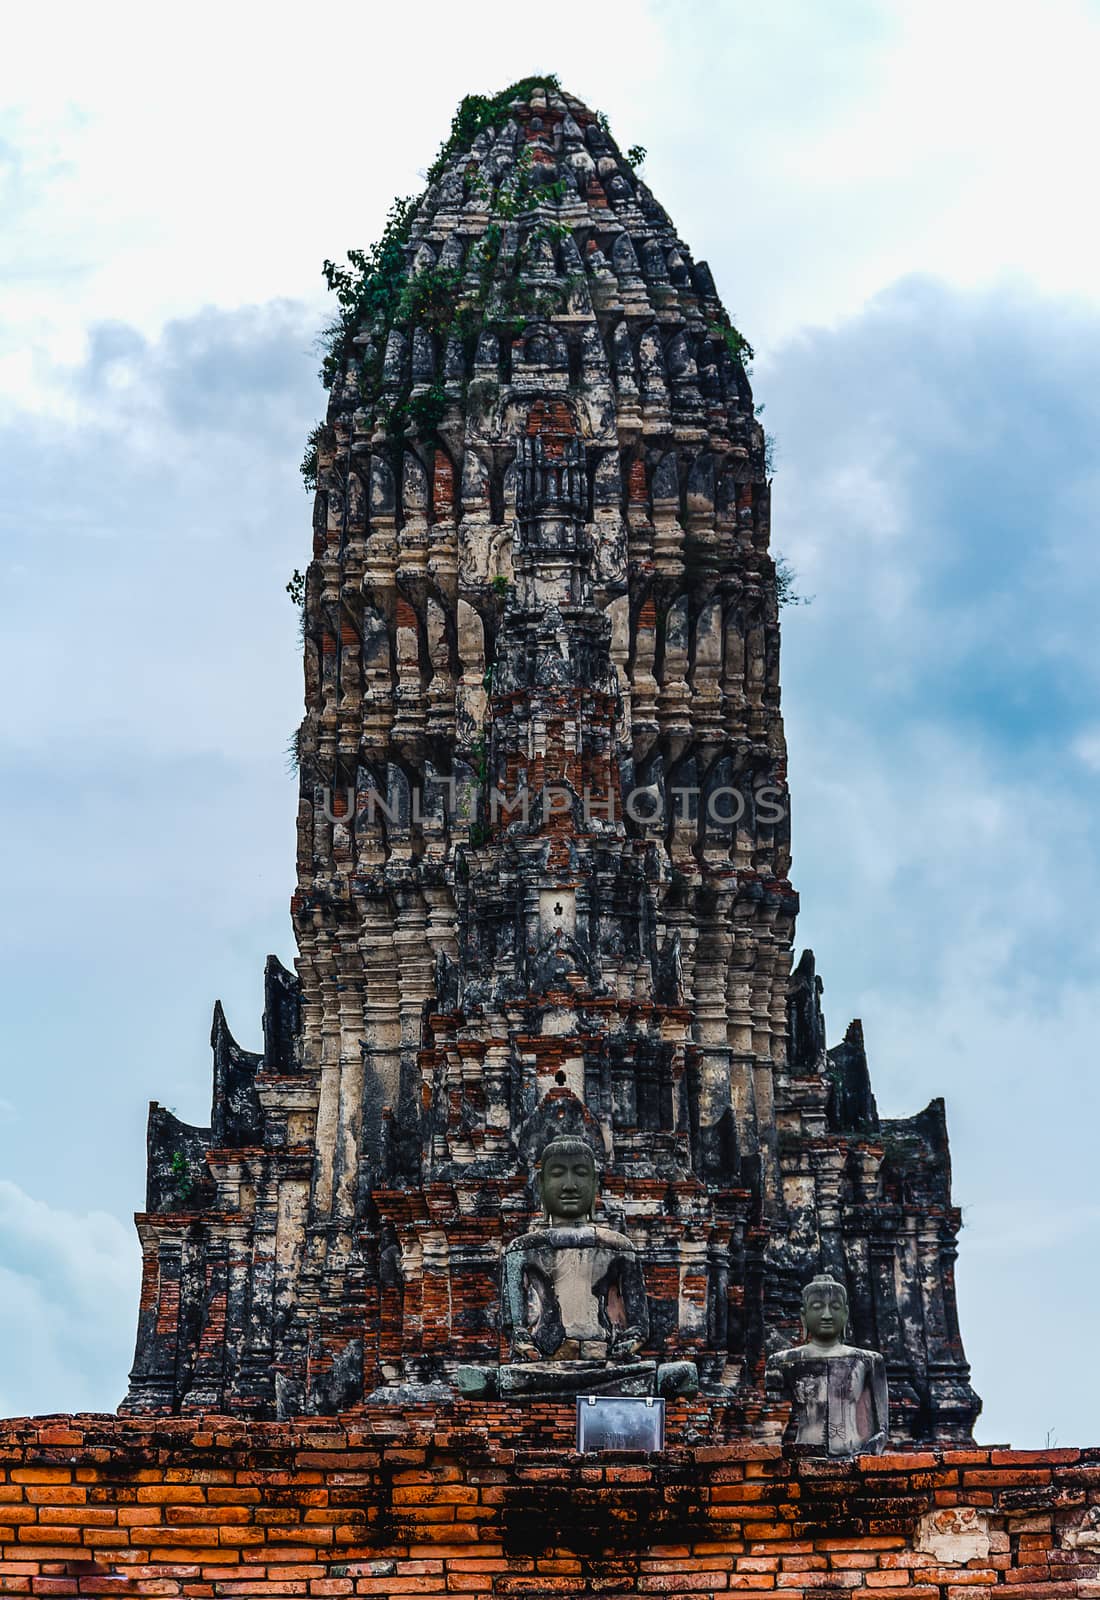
[2,1412,1099,1598]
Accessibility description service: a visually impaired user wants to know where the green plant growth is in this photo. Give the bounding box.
[708,319,755,372]
[626,144,647,169]
[302,81,652,480]
[313,79,565,401]
[286,568,306,607]
[469,735,489,786]
[397,266,464,328]
[473,146,553,219]
[318,193,418,390]
[775,553,812,608]
[169,1150,192,1203]
[379,382,448,441]
[305,76,649,484]
[426,76,562,183]
[300,422,334,493]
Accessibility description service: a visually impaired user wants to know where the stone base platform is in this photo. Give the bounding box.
[1,1408,1099,1597]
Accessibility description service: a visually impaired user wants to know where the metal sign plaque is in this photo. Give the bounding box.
[575,1395,665,1454]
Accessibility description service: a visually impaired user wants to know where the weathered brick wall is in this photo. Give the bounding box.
[2,1412,1098,1598]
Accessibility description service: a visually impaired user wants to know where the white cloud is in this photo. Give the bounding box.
[2,0,1100,413]
[765,277,1100,1445]
[1073,729,1100,772]
[0,305,305,1246]
[0,1181,139,1418]
[0,302,314,760]
[786,700,1100,1447]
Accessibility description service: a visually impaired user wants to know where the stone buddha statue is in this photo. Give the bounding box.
[765,1272,888,1456]
[456,1136,697,1400]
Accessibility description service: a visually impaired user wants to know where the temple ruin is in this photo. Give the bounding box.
[121,78,980,1444]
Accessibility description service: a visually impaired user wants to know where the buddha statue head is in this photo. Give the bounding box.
[538,1136,598,1223]
[800,1272,849,1350]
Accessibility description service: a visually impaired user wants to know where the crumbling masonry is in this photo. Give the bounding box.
[121,81,981,1442]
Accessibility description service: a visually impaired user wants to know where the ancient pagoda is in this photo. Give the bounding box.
[121,78,980,1443]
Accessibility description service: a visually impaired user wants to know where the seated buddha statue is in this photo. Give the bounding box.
[456,1136,697,1400]
[765,1272,889,1456]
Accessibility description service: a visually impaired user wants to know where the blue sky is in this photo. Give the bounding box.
[2,0,1099,1444]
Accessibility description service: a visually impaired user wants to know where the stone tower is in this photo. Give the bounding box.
[121,79,980,1442]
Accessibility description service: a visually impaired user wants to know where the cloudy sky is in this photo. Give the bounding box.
[2,0,1099,1446]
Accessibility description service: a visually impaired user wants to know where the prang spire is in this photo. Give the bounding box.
[121,79,979,1441]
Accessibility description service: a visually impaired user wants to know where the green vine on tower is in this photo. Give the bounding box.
[301,76,575,485]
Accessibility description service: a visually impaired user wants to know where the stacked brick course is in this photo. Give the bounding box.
[3,1415,1099,1597]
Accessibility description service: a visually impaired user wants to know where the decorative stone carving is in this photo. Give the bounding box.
[766,1274,888,1456]
[915,1507,992,1563]
[1064,1506,1100,1554]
